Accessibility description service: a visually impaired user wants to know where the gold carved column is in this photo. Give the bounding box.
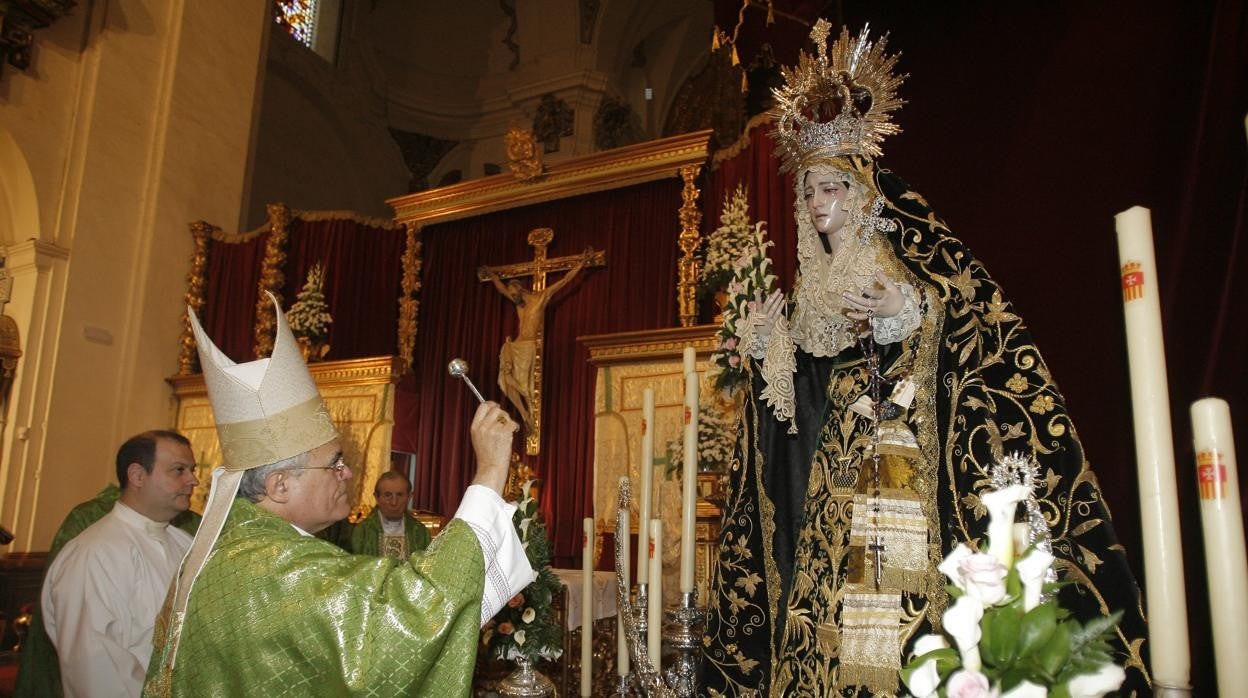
[178,221,214,375]
[397,222,422,371]
[676,164,703,327]
[254,203,291,358]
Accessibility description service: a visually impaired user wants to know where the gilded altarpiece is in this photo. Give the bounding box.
[167,356,402,514]
[581,326,724,607]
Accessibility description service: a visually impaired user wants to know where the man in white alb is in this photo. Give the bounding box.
[42,430,199,697]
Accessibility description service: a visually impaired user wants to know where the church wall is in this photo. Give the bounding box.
[0,0,267,551]
[242,25,409,229]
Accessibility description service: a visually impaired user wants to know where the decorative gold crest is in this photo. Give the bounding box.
[770,20,908,172]
[505,126,543,181]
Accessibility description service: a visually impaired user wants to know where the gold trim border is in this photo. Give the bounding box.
[387,130,713,227]
[167,355,404,398]
[578,325,719,366]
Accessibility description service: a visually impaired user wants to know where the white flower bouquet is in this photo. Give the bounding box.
[699,183,757,299]
[901,485,1126,698]
[286,263,333,342]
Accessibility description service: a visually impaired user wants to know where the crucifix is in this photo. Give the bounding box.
[478,228,605,454]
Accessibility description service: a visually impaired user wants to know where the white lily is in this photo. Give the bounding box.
[1066,662,1125,698]
[903,634,949,698]
[981,485,1031,567]
[1000,679,1048,697]
[943,594,985,671]
[1015,547,1055,611]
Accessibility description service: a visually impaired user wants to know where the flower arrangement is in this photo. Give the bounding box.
[663,398,737,477]
[286,263,333,342]
[709,214,779,394]
[482,479,563,662]
[901,484,1126,698]
[699,183,757,301]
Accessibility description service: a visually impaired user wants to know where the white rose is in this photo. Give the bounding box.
[943,594,985,671]
[956,552,1009,605]
[981,485,1030,567]
[1066,662,1125,698]
[1015,547,1055,611]
[939,543,976,590]
[522,607,536,623]
[903,634,949,698]
[514,629,526,646]
[1000,679,1048,697]
[947,669,997,698]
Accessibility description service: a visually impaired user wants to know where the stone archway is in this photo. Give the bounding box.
[0,126,40,246]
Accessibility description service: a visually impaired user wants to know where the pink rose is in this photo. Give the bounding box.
[729,355,741,367]
[724,337,738,350]
[498,622,514,635]
[507,593,525,608]
[947,670,996,698]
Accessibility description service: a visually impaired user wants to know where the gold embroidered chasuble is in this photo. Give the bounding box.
[144,497,486,697]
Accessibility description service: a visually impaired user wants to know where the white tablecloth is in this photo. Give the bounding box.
[550,568,619,631]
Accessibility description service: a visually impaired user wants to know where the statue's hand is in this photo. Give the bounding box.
[843,270,903,320]
[747,289,785,342]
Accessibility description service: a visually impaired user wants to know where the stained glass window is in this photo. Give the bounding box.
[275,0,318,48]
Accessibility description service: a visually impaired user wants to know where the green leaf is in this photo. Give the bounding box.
[1037,622,1071,677]
[1016,602,1058,660]
[1005,565,1023,600]
[982,606,1021,668]
[1056,611,1122,682]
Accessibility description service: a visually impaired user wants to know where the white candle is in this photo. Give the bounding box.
[637,389,654,584]
[616,505,630,677]
[581,518,594,696]
[647,518,663,668]
[680,369,699,593]
[1114,206,1190,689]
[1191,398,1248,697]
[683,345,696,375]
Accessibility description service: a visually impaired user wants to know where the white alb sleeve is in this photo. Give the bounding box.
[453,484,538,626]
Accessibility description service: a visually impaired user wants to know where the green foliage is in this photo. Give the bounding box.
[482,480,565,662]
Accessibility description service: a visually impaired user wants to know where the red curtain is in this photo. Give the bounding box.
[280,217,407,360]
[201,232,268,362]
[396,179,684,567]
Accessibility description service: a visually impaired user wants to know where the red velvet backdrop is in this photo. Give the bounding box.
[280,217,407,360]
[394,180,684,567]
[201,232,268,363]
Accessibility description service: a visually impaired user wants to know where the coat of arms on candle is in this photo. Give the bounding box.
[1120,261,1144,302]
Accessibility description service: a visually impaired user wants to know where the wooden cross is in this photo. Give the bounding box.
[478,228,605,454]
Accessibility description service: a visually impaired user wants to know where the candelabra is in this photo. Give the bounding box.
[614,480,707,697]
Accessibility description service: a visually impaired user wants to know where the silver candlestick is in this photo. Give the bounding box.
[662,592,705,697]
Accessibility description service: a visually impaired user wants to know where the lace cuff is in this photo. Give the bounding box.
[736,307,773,360]
[871,282,921,344]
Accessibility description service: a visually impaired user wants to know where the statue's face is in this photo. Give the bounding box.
[803,171,851,236]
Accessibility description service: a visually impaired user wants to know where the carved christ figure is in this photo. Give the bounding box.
[479,248,593,429]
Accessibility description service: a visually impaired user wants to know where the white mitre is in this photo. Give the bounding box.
[188,290,338,470]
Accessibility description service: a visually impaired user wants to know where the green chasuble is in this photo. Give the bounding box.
[16,486,200,698]
[144,497,486,697]
[350,508,432,559]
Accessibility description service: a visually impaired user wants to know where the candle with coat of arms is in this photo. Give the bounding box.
[1114,205,1190,689]
[680,363,699,594]
[1190,397,1247,696]
[581,517,593,696]
[647,519,663,666]
[637,389,655,585]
